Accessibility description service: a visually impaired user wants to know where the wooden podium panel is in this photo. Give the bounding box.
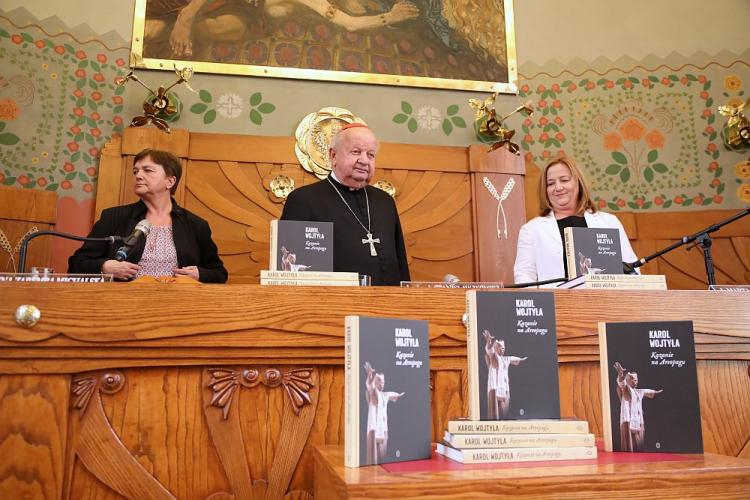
[0,284,749,498]
[313,445,750,499]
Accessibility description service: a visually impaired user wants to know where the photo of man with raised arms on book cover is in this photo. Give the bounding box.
[600,321,703,453]
[483,330,527,419]
[613,361,662,451]
[346,316,431,467]
[468,291,560,421]
[363,361,405,464]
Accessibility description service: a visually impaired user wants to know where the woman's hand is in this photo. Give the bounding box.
[102,260,140,280]
[174,266,200,280]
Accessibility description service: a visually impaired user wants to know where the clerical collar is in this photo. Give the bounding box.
[329,171,362,192]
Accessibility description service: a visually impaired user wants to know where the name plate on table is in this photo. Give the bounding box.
[401,281,504,289]
[0,273,113,283]
[708,285,750,292]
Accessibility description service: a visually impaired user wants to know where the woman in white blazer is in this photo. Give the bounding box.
[514,156,638,286]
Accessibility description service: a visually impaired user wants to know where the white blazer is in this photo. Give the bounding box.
[513,211,639,287]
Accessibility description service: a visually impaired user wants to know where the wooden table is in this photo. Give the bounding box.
[314,445,750,499]
[1,284,748,498]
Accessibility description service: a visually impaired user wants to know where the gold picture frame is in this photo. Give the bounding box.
[130,0,517,93]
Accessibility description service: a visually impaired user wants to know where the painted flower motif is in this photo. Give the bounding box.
[735,160,750,179]
[216,93,244,119]
[724,75,743,92]
[644,129,666,149]
[619,118,646,141]
[603,132,623,151]
[0,99,19,120]
[737,184,750,203]
[416,105,442,130]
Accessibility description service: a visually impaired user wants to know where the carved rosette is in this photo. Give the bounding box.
[71,370,126,412]
[208,367,315,419]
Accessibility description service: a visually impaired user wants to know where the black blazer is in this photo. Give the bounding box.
[68,199,228,283]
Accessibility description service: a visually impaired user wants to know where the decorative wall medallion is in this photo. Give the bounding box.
[269,174,295,199]
[207,367,315,419]
[373,180,396,198]
[294,107,366,179]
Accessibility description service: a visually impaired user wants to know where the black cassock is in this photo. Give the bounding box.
[281,177,410,286]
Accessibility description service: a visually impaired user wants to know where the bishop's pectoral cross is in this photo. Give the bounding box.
[362,232,380,257]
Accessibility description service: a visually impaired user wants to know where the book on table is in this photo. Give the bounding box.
[465,290,561,421]
[599,320,703,453]
[563,227,622,279]
[269,219,333,272]
[345,315,431,467]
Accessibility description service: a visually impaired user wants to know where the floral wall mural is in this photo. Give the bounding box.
[516,65,750,210]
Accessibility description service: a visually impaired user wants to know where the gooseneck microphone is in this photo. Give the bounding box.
[115,220,152,262]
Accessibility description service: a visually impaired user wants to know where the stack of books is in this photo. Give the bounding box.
[436,419,596,464]
[557,273,667,290]
[260,270,360,286]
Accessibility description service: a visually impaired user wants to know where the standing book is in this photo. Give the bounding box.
[465,291,560,421]
[269,220,333,271]
[345,316,431,467]
[599,320,703,453]
[563,227,622,279]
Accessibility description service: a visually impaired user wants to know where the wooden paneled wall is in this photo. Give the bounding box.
[0,186,57,273]
[524,163,750,288]
[96,128,527,284]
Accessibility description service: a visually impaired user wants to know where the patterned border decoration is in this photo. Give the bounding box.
[516,70,745,210]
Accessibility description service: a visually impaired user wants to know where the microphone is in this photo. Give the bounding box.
[443,274,461,284]
[18,231,123,273]
[623,259,644,274]
[115,220,152,261]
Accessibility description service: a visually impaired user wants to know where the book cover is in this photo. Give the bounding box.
[345,316,431,467]
[563,227,623,279]
[443,431,595,448]
[436,443,597,464]
[447,419,589,435]
[599,321,703,453]
[269,220,333,271]
[466,291,561,421]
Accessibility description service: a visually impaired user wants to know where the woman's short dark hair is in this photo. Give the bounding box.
[133,148,182,195]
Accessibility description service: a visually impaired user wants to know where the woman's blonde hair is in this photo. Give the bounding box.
[538,155,597,216]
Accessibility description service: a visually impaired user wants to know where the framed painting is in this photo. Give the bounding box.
[130,0,517,92]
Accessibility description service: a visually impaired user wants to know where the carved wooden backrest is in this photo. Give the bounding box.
[0,186,57,272]
[97,128,526,284]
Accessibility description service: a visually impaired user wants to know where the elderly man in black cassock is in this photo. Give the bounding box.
[281,123,410,285]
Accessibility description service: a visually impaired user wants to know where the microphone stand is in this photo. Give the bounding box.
[18,231,123,273]
[623,207,750,286]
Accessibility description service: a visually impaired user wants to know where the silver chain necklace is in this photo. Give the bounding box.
[327,177,380,256]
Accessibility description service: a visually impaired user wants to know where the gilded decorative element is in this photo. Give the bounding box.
[71,371,126,412]
[208,367,315,419]
[482,176,515,238]
[14,304,41,328]
[294,107,366,179]
[373,180,396,198]
[269,175,295,199]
